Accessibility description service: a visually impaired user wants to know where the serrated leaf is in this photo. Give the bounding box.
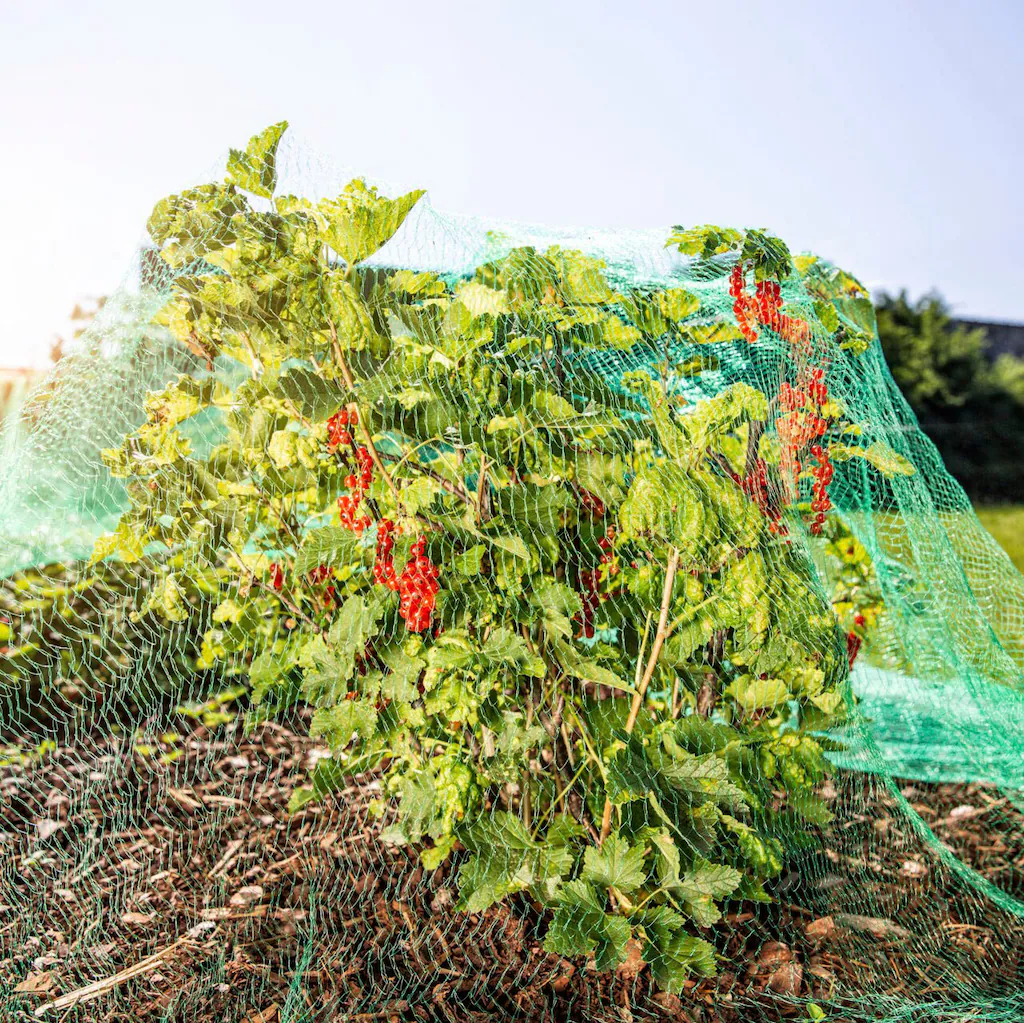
[544,879,631,969]
[676,858,742,902]
[226,121,288,198]
[294,527,371,575]
[724,675,791,714]
[319,179,425,265]
[309,698,378,749]
[582,834,646,894]
[455,280,510,317]
[646,933,718,992]
[828,441,915,478]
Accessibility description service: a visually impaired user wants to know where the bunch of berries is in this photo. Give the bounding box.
[808,444,834,535]
[735,457,787,535]
[337,446,374,535]
[397,537,440,633]
[578,528,617,639]
[754,279,782,332]
[776,377,829,483]
[373,518,400,591]
[269,562,285,591]
[729,265,759,344]
[729,263,811,347]
[327,407,356,451]
[578,488,606,519]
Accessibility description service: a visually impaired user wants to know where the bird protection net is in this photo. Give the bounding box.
[2,122,1024,1023]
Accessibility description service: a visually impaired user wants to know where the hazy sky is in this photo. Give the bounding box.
[2,0,1022,367]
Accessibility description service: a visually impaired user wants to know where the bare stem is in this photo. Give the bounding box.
[600,550,679,842]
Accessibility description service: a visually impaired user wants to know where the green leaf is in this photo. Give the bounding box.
[90,519,148,566]
[278,367,349,421]
[319,179,425,265]
[544,879,633,970]
[378,643,425,702]
[454,280,510,318]
[740,229,793,282]
[226,121,288,198]
[460,810,537,852]
[666,225,743,260]
[724,675,791,714]
[657,287,701,322]
[555,643,632,692]
[309,698,378,749]
[301,593,388,702]
[828,441,915,478]
[481,626,546,678]
[294,527,372,575]
[451,545,486,576]
[676,858,742,902]
[617,464,706,553]
[582,834,646,894]
[787,790,834,826]
[646,932,718,992]
[389,269,447,297]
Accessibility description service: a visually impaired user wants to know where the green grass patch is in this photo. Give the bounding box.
[975,506,1024,573]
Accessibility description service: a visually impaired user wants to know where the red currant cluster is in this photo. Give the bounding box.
[578,527,617,639]
[337,446,374,535]
[776,371,830,484]
[808,444,834,535]
[578,488,606,519]
[373,518,400,591]
[269,562,284,591]
[729,264,811,347]
[397,537,440,633]
[729,265,759,344]
[307,564,332,584]
[733,457,787,535]
[327,407,356,451]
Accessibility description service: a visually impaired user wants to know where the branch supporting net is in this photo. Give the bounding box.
[2,123,1023,1022]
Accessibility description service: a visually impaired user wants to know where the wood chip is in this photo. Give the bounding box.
[230,885,264,907]
[833,913,911,939]
[805,916,836,940]
[14,972,55,995]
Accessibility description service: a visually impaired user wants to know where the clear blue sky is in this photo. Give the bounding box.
[2,0,1022,366]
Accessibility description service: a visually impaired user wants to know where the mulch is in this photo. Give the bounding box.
[2,714,1024,1023]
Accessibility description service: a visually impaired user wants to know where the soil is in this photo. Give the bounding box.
[2,715,1024,1023]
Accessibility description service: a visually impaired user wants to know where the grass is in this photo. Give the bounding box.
[975,505,1024,573]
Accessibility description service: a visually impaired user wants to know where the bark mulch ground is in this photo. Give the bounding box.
[2,715,1024,1023]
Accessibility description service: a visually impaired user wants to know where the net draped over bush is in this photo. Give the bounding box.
[2,122,1024,1023]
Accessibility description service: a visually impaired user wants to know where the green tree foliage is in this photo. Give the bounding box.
[876,291,1024,502]
[84,123,908,991]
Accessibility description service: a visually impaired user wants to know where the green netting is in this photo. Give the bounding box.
[2,122,1024,1022]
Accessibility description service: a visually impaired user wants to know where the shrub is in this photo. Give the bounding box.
[90,122,906,991]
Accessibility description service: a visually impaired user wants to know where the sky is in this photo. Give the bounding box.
[1,0,1022,367]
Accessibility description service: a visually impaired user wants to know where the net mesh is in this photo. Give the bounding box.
[2,123,1024,1023]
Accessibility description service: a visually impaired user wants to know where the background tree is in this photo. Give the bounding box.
[875,291,1024,503]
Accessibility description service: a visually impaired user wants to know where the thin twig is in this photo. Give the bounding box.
[600,550,679,842]
[476,454,489,523]
[33,939,192,1016]
[351,403,403,505]
[376,451,472,505]
[330,322,356,390]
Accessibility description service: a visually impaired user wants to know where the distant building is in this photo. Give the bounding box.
[952,318,1024,359]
